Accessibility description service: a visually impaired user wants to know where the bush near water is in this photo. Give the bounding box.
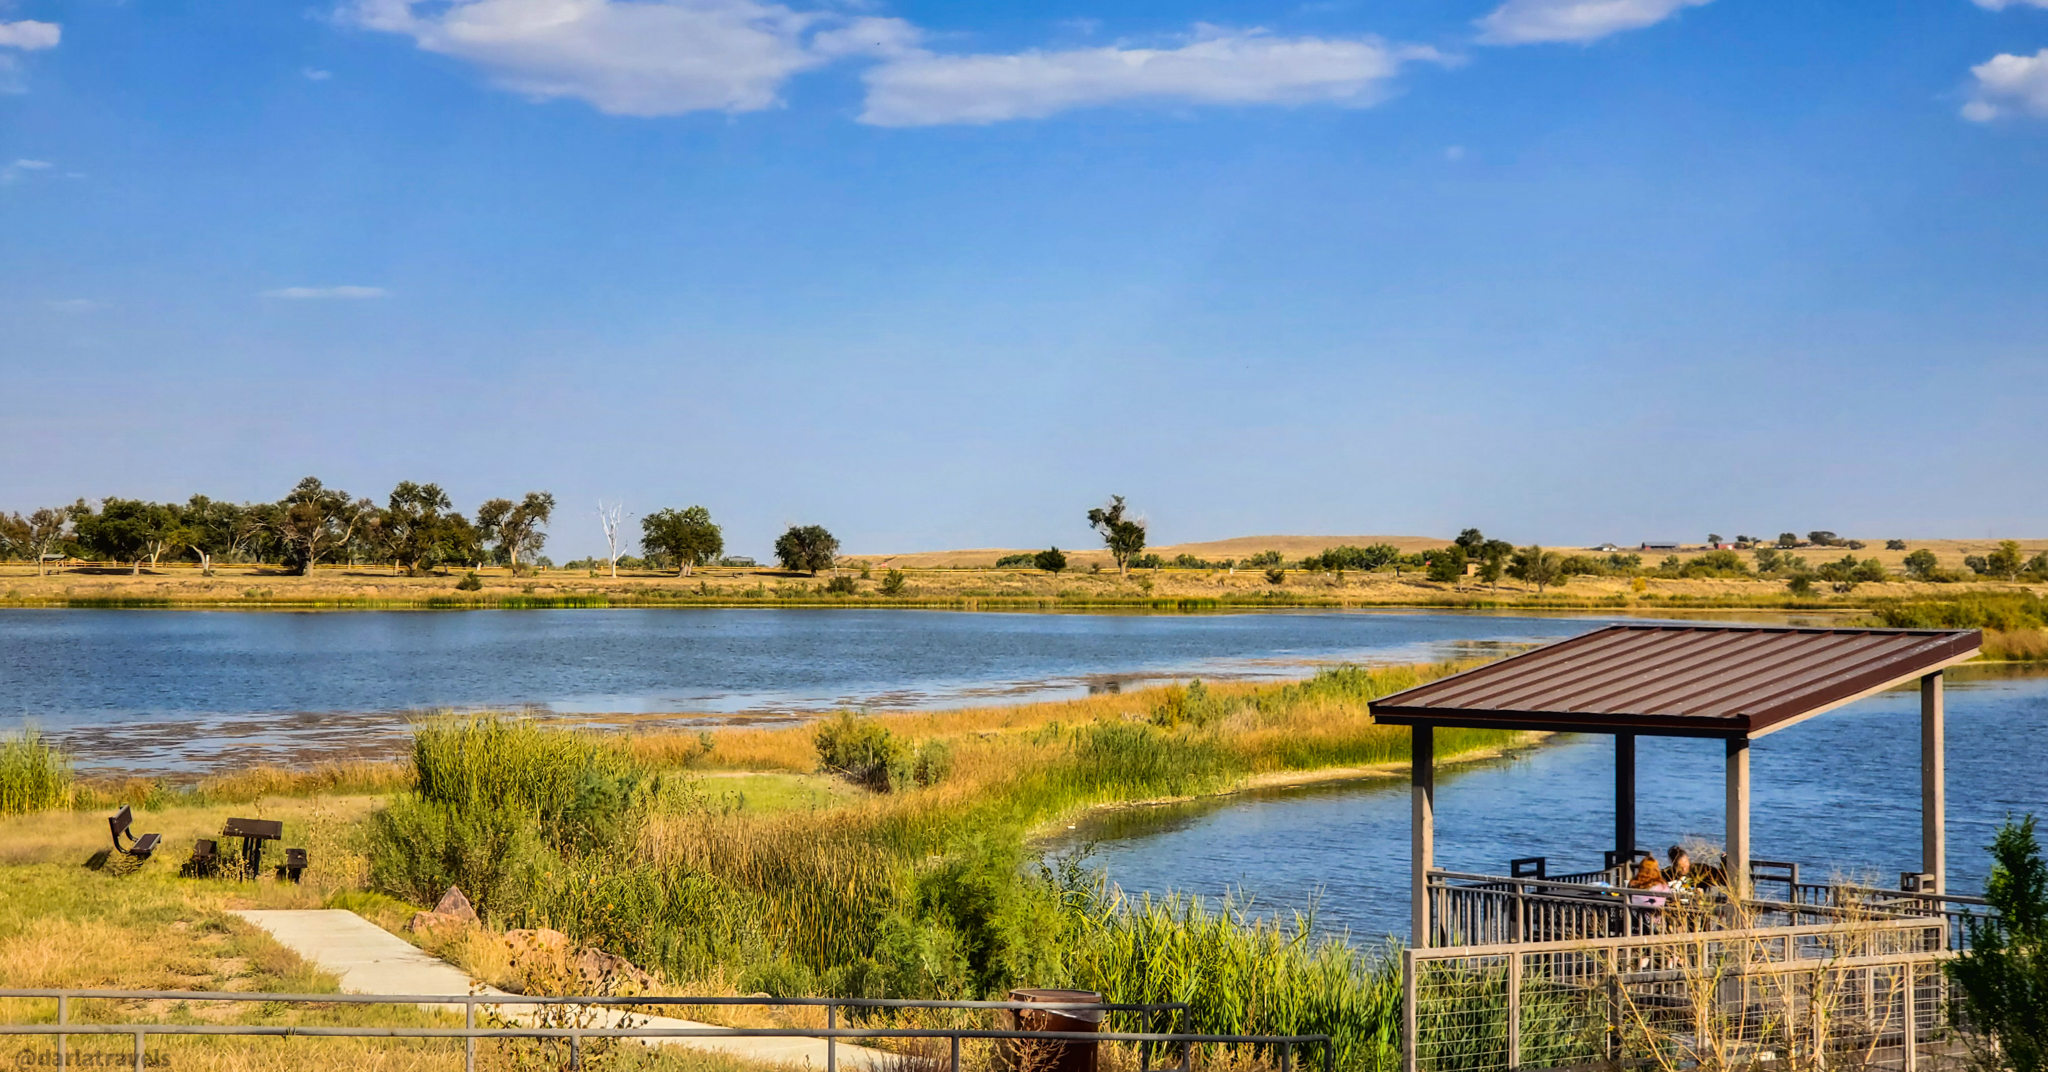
[345,663,1498,1069]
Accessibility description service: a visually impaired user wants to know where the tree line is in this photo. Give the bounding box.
[0,479,558,576]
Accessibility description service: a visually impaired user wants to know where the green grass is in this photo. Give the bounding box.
[0,730,74,814]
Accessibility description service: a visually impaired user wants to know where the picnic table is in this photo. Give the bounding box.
[222,817,283,878]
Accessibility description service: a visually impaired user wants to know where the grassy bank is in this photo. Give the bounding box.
[8,560,2048,615]
[3,663,1523,1072]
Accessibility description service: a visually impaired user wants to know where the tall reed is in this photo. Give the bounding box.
[0,730,74,814]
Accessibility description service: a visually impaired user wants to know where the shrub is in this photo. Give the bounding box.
[813,712,908,791]
[1264,568,1285,585]
[994,553,1036,568]
[367,793,543,917]
[912,739,953,788]
[1887,539,1908,551]
[1948,815,2048,1072]
[1967,555,1991,575]
[879,569,907,596]
[1034,547,1068,573]
[1904,549,1942,580]
[0,730,73,814]
[1425,546,1466,583]
[825,575,858,595]
[1243,550,1284,568]
[1787,575,1816,596]
[1777,533,1800,548]
[456,571,483,591]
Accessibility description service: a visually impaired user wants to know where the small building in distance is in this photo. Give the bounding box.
[1640,541,1681,552]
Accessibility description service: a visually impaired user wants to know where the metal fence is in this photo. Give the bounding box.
[1401,916,1957,1072]
[1425,868,1991,952]
[0,990,1334,1072]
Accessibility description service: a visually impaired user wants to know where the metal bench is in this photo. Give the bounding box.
[221,817,284,879]
[107,805,161,860]
[183,838,220,877]
[278,847,308,884]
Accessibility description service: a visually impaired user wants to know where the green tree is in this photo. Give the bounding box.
[1903,548,1942,580]
[379,481,456,575]
[879,569,907,596]
[1454,528,1488,555]
[1988,540,2027,581]
[641,506,724,576]
[269,477,373,576]
[1808,530,1840,547]
[1887,539,1909,551]
[1426,545,1467,583]
[1508,545,1565,594]
[1476,549,1506,590]
[775,524,839,575]
[1034,547,1067,574]
[73,498,179,575]
[1087,496,1147,577]
[477,491,556,569]
[1778,533,1800,548]
[1949,815,2048,1072]
[174,495,245,575]
[17,507,70,575]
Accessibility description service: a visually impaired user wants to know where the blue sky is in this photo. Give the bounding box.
[3,0,2047,561]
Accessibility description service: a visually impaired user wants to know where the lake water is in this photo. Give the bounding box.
[0,608,1621,772]
[1046,663,2048,940]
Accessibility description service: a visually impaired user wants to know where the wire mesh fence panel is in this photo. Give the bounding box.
[1413,954,1512,1072]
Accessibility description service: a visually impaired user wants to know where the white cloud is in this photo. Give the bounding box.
[859,27,1444,127]
[1970,0,2048,9]
[1962,49,2048,121]
[350,0,916,116]
[262,285,391,299]
[48,298,101,313]
[1476,0,1711,45]
[1444,144,1466,160]
[304,67,334,80]
[0,19,60,50]
[12,158,51,169]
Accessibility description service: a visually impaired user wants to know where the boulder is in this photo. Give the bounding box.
[433,886,479,923]
[574,947,656,992]
[505,927,571,955]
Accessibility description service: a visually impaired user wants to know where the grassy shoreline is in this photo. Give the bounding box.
[4,663,1527,1072]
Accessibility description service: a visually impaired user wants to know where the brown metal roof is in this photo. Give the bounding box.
[1369,624,1981,738]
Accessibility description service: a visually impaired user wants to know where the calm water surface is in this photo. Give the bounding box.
[0,608,1618,771]
[1047,664,2048,940]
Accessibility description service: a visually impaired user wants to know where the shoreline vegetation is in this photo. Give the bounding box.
[4,663,1531,1072]
[7,558,2048,660]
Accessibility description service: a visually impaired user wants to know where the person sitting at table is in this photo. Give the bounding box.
[1627,855,1670,913]
[1666,846,1694,887]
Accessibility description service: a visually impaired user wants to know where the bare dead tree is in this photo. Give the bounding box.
[598,500,627,579]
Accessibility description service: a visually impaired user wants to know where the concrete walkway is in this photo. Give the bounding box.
[235,910,891,1069]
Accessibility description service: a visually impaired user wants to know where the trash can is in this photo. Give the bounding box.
[1003,989,1105,1072]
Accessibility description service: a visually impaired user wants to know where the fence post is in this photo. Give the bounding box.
[571,1031,582,1071]
[1140,1005,1152,1072]
[466,999,476,1072]
[952,1032,962,1072]
[1605,966,1621,1063]
[1282,1041,1293,1072]
[828,1001,838,1072]
[57,994,66,1067]
[1402,948,1419,1072]
[134,1029,146,1072]
[1903,965,1917,1072]
[1506,951,1523,1071]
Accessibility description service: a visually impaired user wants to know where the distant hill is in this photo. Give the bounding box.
[852,535,1452,569]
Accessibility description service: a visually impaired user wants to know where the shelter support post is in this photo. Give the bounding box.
[1725,737,1749,894]
[1922,672,1945,895]
[1412,725,1434,949]
[1615,732,1637,870]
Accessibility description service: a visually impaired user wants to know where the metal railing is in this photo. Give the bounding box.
[1426,866,1991,951]
[1402,915,1957,1072]
[0,990,1333,1072]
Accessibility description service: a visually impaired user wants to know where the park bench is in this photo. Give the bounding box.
[221,817,284,879]
[278,847,308,883]
[107,805,161,860]
[183,838,220,877]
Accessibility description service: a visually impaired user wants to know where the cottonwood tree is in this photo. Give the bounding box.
[478,491,556,569]
[597,501,628,578]
[1509,544,1566,594]
[775,524,839,575]
[273,478,373,575]
[74,498,179,575]
[1426,545,1467,583]
[1087,496,1147,577]
[1,509,69,573]
[641,506,723,576]
[174,495,244,575]
[380,482,462,575]
[1987,540,2027,581]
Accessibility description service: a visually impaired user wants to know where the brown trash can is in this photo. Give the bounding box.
[1002,989,1105,1072]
